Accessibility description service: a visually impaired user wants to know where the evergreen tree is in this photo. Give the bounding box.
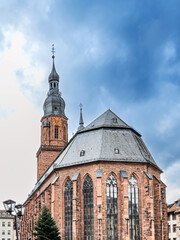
[33,205,61,240]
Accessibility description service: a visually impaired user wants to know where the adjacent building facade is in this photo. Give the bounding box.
[168,199,180,240]
[0,211,15,240]
[20,54,168,240]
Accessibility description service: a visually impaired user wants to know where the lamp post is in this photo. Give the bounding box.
[3,199,25,240]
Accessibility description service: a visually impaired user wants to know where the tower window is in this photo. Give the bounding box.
[50,83,52,88]
[55,126,58,139]
[54,82,56,88]
[63,126,66,141]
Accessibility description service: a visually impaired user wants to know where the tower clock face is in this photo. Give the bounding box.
[53,117,59,124]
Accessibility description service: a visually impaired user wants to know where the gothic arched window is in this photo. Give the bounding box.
[55,126,58,139]
[64,178,73,240]
[106,174,118,240]
[83,175,94,240]
[128,175,140,240]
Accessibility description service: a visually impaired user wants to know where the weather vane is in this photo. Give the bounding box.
[51,44,55,58]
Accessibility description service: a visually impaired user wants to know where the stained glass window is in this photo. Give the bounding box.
[83,175,94,240]
[55,126,58,139]
[128,175,140,240]
[64,178,73,240]
[106,174,118,240]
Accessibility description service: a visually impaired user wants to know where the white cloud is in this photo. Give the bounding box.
[164,41,176,61]
[0,27,46,208]
[162,162,180,203]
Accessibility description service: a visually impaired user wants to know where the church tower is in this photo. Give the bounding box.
[37,46,68,180]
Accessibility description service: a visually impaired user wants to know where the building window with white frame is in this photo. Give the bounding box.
[173,224,176,232]
[168,224,171,233]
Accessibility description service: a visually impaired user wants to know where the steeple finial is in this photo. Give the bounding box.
[78,103,84,131]
[48,44,59,83]
[51,44,55,59]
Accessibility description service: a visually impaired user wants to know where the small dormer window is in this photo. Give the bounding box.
[80,150,85,157]
[114,148,119,154]
[113,118,118,123]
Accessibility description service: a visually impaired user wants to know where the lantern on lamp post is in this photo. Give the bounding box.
[3,199,25,240]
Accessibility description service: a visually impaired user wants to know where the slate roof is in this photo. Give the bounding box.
[79,109,138,133]
[26,109,160,200]
[56,109,159,168]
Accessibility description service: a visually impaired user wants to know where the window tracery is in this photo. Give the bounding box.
[106,174,118,240]
[128,175,140,240]
[64,178,73,240]
[83,175,94,240]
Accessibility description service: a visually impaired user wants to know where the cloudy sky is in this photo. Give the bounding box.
[0,0,180,208]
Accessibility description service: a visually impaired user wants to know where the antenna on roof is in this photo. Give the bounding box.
[78,103,84,131]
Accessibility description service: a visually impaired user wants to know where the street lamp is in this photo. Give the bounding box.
[3,199,25,240]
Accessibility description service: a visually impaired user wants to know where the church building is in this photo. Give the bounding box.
[20,52,168,240]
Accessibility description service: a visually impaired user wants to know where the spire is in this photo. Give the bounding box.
[78,103,84,131]
[43,45,66,117]
[49,44,59,83]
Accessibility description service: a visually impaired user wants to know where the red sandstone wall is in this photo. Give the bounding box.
[37,115,68,180]
[20,162,168,240]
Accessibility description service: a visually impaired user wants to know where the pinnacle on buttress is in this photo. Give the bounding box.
[78,103,84,131]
